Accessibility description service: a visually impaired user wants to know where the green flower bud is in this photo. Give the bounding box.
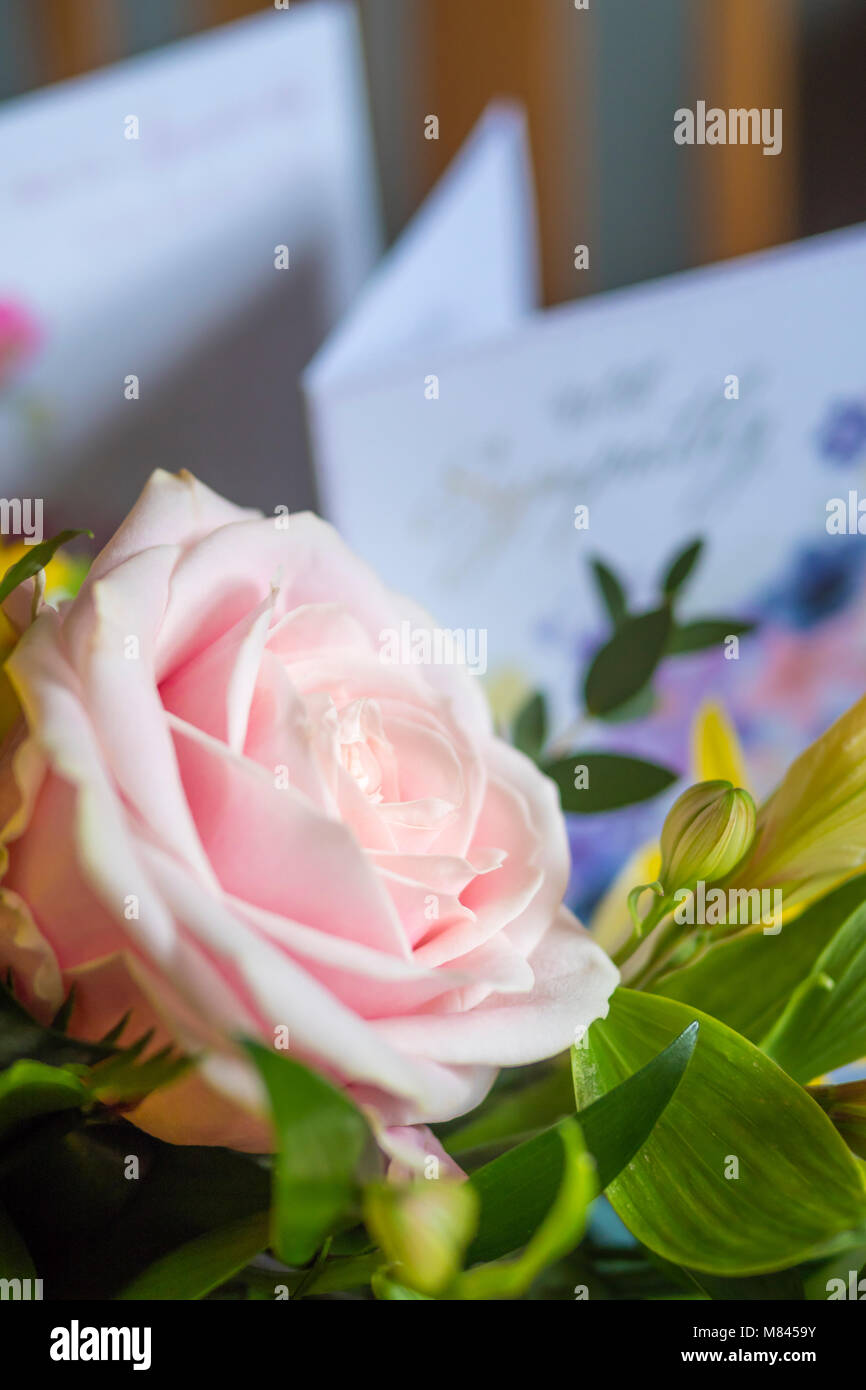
[659,780,756,895]
[362,1180,478,1297]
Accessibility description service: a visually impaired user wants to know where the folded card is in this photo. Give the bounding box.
[305,105,866,751]
[0,0,381,520]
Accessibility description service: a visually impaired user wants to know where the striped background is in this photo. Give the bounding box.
[1,0,863,303]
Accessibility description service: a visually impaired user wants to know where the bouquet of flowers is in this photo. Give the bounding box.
[2,469,866,1304]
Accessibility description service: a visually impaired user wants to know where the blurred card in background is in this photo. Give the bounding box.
[0,0,380,527]
[307,103,539,402]
[307,105,866,773]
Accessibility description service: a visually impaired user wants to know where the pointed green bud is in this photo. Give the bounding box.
[659,780,756,896]
[362,1180,479,1297]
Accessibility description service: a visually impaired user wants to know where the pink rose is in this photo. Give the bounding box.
[0,471,616,1151]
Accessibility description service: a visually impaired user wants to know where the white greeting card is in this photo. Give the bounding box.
[306,104,866,729]
[0,1,381,513]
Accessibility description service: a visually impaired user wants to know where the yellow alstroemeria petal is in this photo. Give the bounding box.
[734,690,866,908]
[691,698,749,791]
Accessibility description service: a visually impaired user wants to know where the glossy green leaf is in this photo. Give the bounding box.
[0,1060,86,1145]
[543,752,678,813]
[590,557,628,626]
[667,619,755,655]
[662,538,703,598]
[0,529,92,605]
[117,1212,269,1300]
[584,605,672,715]
[467,1129,563,1265]
[458,1120,594,1299]
[244,1041,373,1266]
[512,692,548,761]
[573,1021,698,1184]
[653,875,866,1040]
[761,900,866,1082]
[468,1022,697,1264]
[574,988,866,1274]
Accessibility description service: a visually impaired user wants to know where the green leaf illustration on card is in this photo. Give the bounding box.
[661,538,703,598]
[543,752,678,813]
[584,605,672,716]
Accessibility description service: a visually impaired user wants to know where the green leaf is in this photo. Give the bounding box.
[596,684,656,725]
[301,1251,382,1296]
[512,692,548,761]
[457,1120,594,1299]
[116,1212,269,1300]
[760,900,866,1082]
[0,976,115,1070]
[86,1043,190,1103]
[50,987,76,1033]
[543,752,678,814]
[804,1243,866,1301]
[0,529,92,606]
[653,875,866,1041]
[584,605,672,716]
[590,557,628,627]
[467,1023,697,1264]
[573,988,866,1275]
[628,1248,806,1302]
[98,1011,133,1047]
[2,1129,270,1299]
[244,1041,373,1266]
[662,538,703,598]
[0,1201,35,1281]
[683,1266,806,1301]
[467,1129,564,1265]
[573,1020,699,1185]
[667,619,755,655]
[0,1059,87,1145]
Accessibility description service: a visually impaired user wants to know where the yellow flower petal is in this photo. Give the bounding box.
[691,699,749,789]
[735,690,866,907]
